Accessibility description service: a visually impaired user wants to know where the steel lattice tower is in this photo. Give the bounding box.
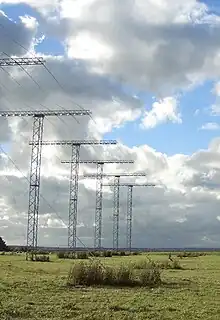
[1,109,91,259]
[83,173,146,250]
[68,144,80,249]
[27,112,91,257]
[27,115,44,250]
[113,175,120,250]
[0,57,93,257]
[95,162,104,249]
[69,160,134,249]
[127,185,133,252]
[103,183,156,251]
[0,56,45,258]
[57,142,120,249]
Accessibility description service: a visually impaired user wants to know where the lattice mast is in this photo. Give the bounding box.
[0,57,92,257]
[60,143,122,249]
[103,183,155,252]
[64,160,134,249]
[1,110,91,260]
[83,173,146,250]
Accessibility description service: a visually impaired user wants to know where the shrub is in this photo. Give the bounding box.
[139,262,161,286]
[172,259,183,269]
[132,251,141,256]
[67,260,161,287]
[57,251,90,260]
[57,251,77,259]
[132,258,152,270]
[77,251,89,259]
[111,251,131,257]
[114,264,134,286]
[35,255,50,262]
[103,250,113,258]
[67,261,104,286]
[89,251,102,257]
[103,266,115,285]
[57,251,65,259]
[36,250,49,255]
[177,251,206,258]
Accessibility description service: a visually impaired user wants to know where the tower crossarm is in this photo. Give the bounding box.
[29,140,117,146]
[0,110,91,117]
[81,173,146,178]
[61,160,134,164]
[0,57,45,66]
[102,183,156,187]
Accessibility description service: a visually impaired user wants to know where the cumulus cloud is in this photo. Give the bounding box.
[140,97,181,129]
[38,0,220,95]
[1,1,220,248]
[0,10,38,55]
[0,0,60,15]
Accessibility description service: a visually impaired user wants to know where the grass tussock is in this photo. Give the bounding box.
[177,252,206,259]
[133,258,183,270]
[158,259,183,270]
[67,260,161,287]
[57,251,88,259]
[32,255,50,262]
[57,250,135,259]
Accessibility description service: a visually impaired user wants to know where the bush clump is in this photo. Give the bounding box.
[77,251,89,259]
[67,260,162,287]
[132,258,152,270]
[57,251,89,259]
[139,261,161,286]
[89,251,102,257]
[133,258,183,270]
[177,252,206,259]
[103,250,113,258]
[111,251,131,257]
[132,251,141,256]
[35,255,50,262]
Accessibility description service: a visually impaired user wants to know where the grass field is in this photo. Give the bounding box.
[1,253,220,319]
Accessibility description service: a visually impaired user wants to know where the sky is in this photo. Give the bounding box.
[1,0,220,248]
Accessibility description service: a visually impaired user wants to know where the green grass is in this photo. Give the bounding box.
[1,253,220,319]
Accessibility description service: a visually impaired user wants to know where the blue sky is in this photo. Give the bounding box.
[1,1,220,156]
[104,80,220,155]
[1,3,64,56]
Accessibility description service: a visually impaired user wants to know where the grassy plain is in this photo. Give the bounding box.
[0,253,220,319]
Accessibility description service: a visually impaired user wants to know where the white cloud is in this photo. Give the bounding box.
[38,0,220,95]
[0,0,60,15]
[200,122,220,131]
[140,97,181,129]
[1,2,220,248]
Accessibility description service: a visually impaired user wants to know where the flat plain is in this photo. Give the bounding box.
[0,252,220,320]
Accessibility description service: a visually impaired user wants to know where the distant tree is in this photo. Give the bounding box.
[0,237,8,251]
